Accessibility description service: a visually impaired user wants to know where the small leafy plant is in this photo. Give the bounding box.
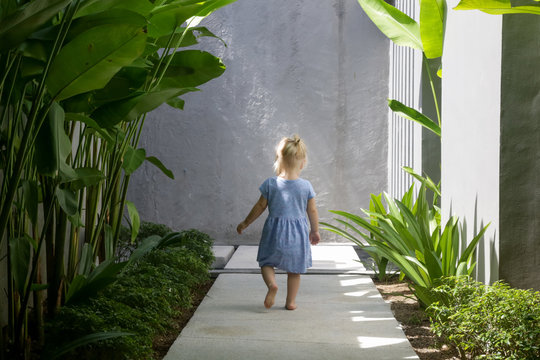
[44,229,215,359]
[428,276,540,359]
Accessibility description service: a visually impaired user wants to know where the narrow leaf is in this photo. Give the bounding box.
[388,99,441,136]
[146,156,174,179]
[9,236,32,293]
[126,201,140,243]
[22,180,39,225]
[49,332,133,360]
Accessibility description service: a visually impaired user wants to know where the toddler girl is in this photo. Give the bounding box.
[237,135,320,310]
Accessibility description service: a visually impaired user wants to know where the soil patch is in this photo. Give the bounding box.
[373,276,459,360]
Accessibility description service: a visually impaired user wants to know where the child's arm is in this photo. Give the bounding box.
[237,195,268,234]
[307,198,320,245]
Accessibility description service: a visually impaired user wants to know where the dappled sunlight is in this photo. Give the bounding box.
[351,316,395,322]
[356,336,409,349]
[344,290,371,297]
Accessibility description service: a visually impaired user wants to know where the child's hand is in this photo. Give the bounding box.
[237,221,248,234]
[309,231,320,245]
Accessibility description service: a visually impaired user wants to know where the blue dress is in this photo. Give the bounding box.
[257,176,316,274]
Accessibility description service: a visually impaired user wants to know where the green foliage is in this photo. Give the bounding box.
[322,169,488,307]
[428,276,540,359]
[46,238,213,359]
[1,0,235,356]
[356,0,444,133]
[454,0,540,14]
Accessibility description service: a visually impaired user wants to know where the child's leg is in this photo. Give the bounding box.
[261,266,278,308]
[285,273,301,310]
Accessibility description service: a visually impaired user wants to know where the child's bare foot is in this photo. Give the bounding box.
[264,284,278,308]
[285,303,297,310]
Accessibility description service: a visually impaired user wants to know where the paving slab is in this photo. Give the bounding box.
[164,274,418,360]
[211,245,235,269]
[225,245,367,272]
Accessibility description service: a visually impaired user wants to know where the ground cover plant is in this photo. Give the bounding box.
[44,228,215,359]
[428,276,540,359]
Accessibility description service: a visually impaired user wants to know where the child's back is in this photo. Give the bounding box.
[237,135,320,310]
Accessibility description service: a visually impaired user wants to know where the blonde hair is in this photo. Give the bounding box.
[273,134,307,175]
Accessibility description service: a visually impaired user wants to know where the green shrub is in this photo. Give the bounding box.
[428,276,540,359]
[117,221,174,259]
[174,229,215,267]
[45,233,213,359]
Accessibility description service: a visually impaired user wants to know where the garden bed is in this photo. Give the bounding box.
[153,278,215,359]
[373,277,458,360]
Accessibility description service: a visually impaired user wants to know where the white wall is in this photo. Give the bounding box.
[441,1,502,284]
[128,0,390,244]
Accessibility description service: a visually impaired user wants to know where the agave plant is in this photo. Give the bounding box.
[322,169,489,306]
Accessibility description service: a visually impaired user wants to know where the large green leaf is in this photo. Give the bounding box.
[69,167,106,191]
[148,0,237,38]
[75,0,154,18]
[22,180,39,225]
[154,26,226,49]
[66,259,127,304]
[420,0,446,59]
[0,0,72,52]
[46,23,147,100]
[55,187,78,216]
[357,0,423,50]
[146,156,174,179]
[122,146,146,175]
[91,88,184,127]
[67,9,148,42]
[65,113,115,143]
[388,99,441,136]
[9,236,33,293]
[126,201,140,243]
[455,0,540,13]
[34,102,72,176]
[156,50,226,89]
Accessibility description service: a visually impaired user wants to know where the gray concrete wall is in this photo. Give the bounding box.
[128,0,390,245]
[441,0,502,284]
[499,14,540,290]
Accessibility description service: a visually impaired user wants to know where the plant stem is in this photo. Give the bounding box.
[422,54,441,128]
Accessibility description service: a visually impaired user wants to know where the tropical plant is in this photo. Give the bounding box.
[0,0,235,358]
[357,0,446,136]
[321,168,489,306]
[454,0,540,15]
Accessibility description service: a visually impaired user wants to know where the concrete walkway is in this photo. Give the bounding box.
[164,246,419,360]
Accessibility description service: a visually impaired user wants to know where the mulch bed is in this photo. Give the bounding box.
[372,276,459,360]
